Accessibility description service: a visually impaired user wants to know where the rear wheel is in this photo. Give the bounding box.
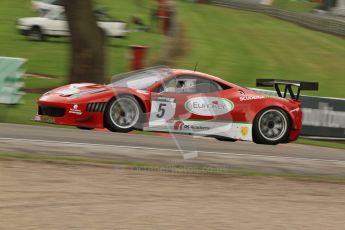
[104,96,143,132]
[253,107,290,145]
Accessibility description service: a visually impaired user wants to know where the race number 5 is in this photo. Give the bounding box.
[156,103,167,118]
[149,97,176,127]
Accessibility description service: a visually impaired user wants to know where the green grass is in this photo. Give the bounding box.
[0,93,76,128]
[273,0,319,12]
[25,77,64,89]
[0,0,163,88]
[296,138,345,149]
[175,1,345,98]
[0,93,40,125]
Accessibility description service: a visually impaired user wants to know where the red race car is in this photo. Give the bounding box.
[35,66,318,145]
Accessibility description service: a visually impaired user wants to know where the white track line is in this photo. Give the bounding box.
[0,137,345,165]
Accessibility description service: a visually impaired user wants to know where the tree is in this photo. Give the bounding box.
[64,0,106,84]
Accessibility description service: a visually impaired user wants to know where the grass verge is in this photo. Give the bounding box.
[176,1,345,98]
[1,152,345,184]
[296,137,345,150]
[273,0,319,12]
[1,93,41,125]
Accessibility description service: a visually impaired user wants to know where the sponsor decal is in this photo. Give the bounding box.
[239,95,265,101]
[240,127,249,136]
[174,121,184,130]
[184,97,234,116]
[69,104,82,115]
[174,121,210,131]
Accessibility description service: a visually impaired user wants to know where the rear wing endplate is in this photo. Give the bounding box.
[256,79,318,101]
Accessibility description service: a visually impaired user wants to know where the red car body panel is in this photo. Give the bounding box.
[36,69,302,142]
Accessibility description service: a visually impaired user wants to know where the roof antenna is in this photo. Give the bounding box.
[193,62,198,72]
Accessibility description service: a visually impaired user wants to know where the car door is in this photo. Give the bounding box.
[173,75,236,135]
[44,10,68,36]
[147,74,235,135]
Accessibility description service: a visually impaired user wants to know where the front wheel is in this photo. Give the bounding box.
[253,107,290,145]
[28,27,45,41]
[104,96,143,133]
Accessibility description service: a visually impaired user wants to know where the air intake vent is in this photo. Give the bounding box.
[38,106,66,117]
[86,102,107,112]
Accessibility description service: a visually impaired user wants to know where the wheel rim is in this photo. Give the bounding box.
[110,98,139,129]
[258,109,287,141]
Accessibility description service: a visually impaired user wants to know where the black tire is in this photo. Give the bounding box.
[28,26,45,41]
[253,107,291,145]
[104,95,143,133]
[77,126,94,130]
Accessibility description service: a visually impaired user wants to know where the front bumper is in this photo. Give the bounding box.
[35,98,106,129]
[289,129,300,142]
[17,25,30,36]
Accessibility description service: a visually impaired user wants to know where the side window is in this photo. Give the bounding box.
[154,77,176,93]
[96,13,114,22]
[56,12,66,21]
[176,77,197,93]
[53,0,64,6]
[154,75,228,94]
[153,77,196,93]
[195,77,223,93]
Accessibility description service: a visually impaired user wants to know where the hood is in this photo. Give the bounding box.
[45,83,110,97]
[18,17,48,25]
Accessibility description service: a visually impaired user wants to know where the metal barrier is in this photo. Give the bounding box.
[210,0,345,37]
[251,88,345,138]
[299,95,345,138]
[0,57,26,105]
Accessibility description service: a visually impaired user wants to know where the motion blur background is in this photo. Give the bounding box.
[0,0,344,142]
[1,2,345,229]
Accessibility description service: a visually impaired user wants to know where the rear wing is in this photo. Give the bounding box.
[256,79,318,101]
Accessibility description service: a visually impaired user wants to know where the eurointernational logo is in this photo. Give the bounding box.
[184,97,234,116]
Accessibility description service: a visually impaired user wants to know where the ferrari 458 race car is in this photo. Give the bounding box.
[35,66,318,145]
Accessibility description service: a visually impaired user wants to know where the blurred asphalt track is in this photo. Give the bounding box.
[0,123,345,175]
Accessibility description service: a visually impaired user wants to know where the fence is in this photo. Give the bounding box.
[210,0,345,36]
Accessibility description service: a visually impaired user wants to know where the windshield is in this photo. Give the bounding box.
[40,0,63,5]
[44,8,64,19]
[109,66,173,90]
